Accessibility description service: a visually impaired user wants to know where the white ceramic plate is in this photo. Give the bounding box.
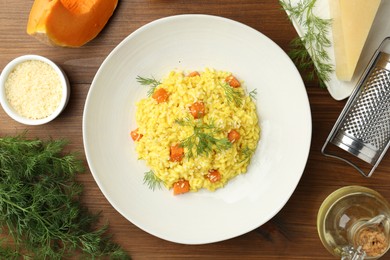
[83,14,312,244]
[282,0,390,100]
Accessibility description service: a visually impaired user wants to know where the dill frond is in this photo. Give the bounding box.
[249,89,257,100]
[239,146,254,163]
[175,117,194,127]
[143,170,163,191]
[176,118,232,158]
[280,0,333,88]
[136,75,161,97]
[220,82,243,106]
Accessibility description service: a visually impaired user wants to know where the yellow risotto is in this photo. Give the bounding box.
[131,68,260,195]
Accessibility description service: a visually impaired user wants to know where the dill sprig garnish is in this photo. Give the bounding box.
[136,75,161,97]
[176,118,232,158]
[239,146,254,163]
[249,89,257,100]
[280,0,333,87]
[0,135,129,259]
[220,82,243,106]
[143,170,163,191]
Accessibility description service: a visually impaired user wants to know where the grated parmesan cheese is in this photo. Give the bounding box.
[5,60,63,119]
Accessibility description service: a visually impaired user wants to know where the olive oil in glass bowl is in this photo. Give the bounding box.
[317,186,390,259]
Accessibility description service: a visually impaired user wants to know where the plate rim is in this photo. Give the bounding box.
[82,14,312,244]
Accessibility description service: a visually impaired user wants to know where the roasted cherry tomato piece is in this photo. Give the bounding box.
[170,144,184,162]
[228,129,240,143]
[207,170,221,183]
[189,101,205,119]
[152,88,169,103]
[225,75,241,88]
[130,128,143,141]
[188,71,200,77]
[173,179,190,195]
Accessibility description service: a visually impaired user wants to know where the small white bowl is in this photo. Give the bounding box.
[0,55,70,125]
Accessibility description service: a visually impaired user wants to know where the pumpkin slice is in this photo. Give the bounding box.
[27,0,118,47]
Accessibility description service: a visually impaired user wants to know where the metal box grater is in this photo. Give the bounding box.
[322,37,390,177]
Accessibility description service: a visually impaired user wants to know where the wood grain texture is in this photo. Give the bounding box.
[1,1,389,259]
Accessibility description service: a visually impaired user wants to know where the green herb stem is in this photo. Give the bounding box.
[249,89,257,100]
[220,82,243,106]
[176,118,232,158]
[143,170,163,191]
[136,75,161,97]
[0,135,129,259]
[280,0,333,87]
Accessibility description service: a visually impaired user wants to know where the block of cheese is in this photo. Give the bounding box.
[329,0,381,81]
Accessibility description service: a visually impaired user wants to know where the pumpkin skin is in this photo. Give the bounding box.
[27,0,118,47]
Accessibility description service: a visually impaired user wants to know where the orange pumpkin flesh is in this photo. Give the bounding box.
[27,0,118,47]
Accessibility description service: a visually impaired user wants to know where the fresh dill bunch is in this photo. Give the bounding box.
[280,0,333,88]
[220,82,243,106]
[0,135,130,260]
[143,170,163,191]
[176,118,232,158]
[136,75,161,97]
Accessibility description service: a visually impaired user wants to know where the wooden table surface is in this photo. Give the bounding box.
[1,1,390,259]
